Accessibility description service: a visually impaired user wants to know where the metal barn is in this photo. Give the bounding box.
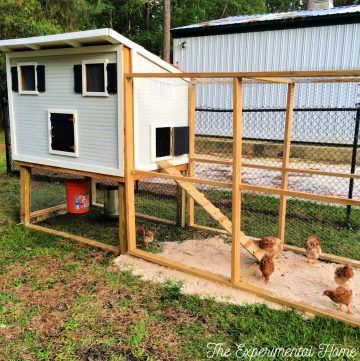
[171,5,360,145]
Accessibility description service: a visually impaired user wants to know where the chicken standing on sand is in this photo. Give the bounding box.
[136,226,154,248]
[323,286,353,314]
[305,235,322,263]
[259,255,274,284]
[334,264,354,286]
[258,236,284,258]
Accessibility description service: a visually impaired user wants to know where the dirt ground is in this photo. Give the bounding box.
[115,236,360,322]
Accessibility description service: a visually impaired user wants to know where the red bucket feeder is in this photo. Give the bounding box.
[65,179,90,214]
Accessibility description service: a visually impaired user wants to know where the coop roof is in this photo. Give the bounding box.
[171,5,360,38]
[0,28,178,73]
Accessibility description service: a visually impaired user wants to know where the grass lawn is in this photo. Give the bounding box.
[0,173,360,359]
[0,131,6,174]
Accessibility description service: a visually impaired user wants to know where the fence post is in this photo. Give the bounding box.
[346,105,360,226]
[278,83,295,242]
[1,98,11,174]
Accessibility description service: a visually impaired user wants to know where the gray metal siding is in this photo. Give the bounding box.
[173,24,360,143]
[11,51,121,176]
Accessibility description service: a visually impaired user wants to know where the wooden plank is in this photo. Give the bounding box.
[27,224,119,253]
[20,166,31,225]
[191,223,229,235]
[247,77,294,84]
[284,244,360,269]
[278,83,295,242]
[30,204,67,224]
[119,182,127,254]
[176,171,187,228]
[17,161,124,183]
[90,178,97,205]
[136,212,177,225]
[231,77,243,284]
[129,248,360,327]
[125,70,360,79]
[192,157,360,179]
[188,82,196,226]
[240,183,360,207]
[123,46,136,252]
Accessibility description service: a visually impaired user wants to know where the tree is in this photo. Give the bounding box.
[163,0,170,62]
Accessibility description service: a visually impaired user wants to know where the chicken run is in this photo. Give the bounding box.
[22,71,360,327]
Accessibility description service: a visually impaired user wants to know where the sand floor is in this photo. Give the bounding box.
[115,236,360,321]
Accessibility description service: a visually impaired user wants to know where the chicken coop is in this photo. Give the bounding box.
[1,30,360,327]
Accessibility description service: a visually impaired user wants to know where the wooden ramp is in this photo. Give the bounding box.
[157,160,265,262]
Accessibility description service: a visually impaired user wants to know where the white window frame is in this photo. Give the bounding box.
[48,109,79,157]
[17,62,39,95]
[150,124,174,163]
[82,59,108,97]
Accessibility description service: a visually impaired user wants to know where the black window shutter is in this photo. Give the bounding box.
[11,66,18,92]
[74,64,82,93]
[37,65,46,92]
[174,126,190,156]
[107,63,117,94]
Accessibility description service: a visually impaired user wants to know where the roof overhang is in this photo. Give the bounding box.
[0,28,181,74]
[171,8,360,38]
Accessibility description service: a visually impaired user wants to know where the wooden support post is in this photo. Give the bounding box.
[118,182,127,254]
[20,166,31,225]
[90,179,97,205]
[187,81,196,226]
[231,78,243,284]
[176,171,186,227]
[123,50,136,252]
[278,83,295,242]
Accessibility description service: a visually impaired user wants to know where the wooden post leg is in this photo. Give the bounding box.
[278,83,295,242]
[91,179,97,205]
[20,166,31,225]
[231,78,243,284]
[119,182,127,254]
[177,171,187,227]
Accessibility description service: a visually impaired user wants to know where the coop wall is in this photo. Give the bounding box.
[133,53,189,170]
[9,49,122,176]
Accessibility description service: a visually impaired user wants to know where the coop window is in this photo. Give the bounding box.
[48,110,78,157]
[155,127,172,159]
[17,63,40,95]
[82,60,108,96]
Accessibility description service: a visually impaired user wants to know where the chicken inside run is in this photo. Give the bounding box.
[23,72,360,327]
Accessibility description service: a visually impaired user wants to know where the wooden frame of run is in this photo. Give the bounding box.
[124,71,360,327]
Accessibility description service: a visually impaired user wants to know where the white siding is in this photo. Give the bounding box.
[11,51,122,176]
[133,53,188,170]
[173,23,360,143]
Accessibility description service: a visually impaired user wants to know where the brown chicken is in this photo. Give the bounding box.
[305,235,322,263]
[259,255,275,284]
[136,226,154,248]
[258,237,284,258]
[334,264,354,286]
[323,286,353,314]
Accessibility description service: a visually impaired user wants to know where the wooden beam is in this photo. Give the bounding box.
[26,224,119,253]
[90,179,97,205]
[192,157,360,180]
[188,82,196,226]
[125,70,360,79]
[17,161,124,183]
[132,163,188,181]
[191,223,229,235]
[247,77,294,84]
[240,183,360,207]
[176,171,187,227]
[129,248,360,327]
[231,77,243,284]
[30,204,67,224]
[132,170,232,188]
[20,166,31,225]
[136,213,177,225]
[65,40,81,47]
[123,46,136,252]
[119,182,127,254]
[284,245,360,268]
[26,44,41,50]
[278,83,295,242]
